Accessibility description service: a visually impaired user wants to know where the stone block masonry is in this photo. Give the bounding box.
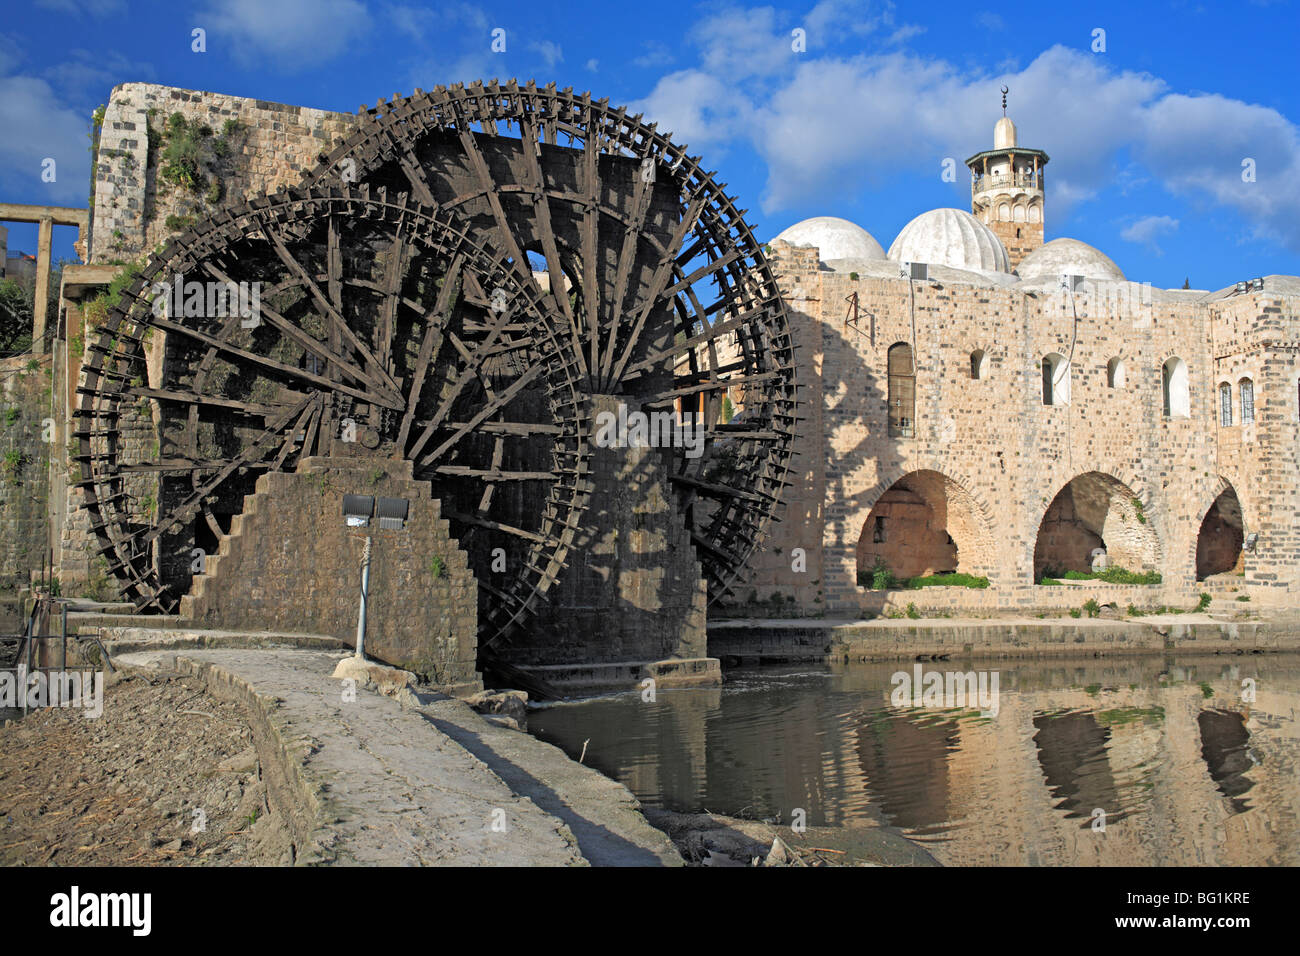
[0,355,53,588]
[181,457,479,690]
[734,240,1300,619]
[92,83,356,263]
[519,395,710,669]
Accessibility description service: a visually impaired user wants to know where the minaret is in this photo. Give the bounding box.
[965,87,1049,271]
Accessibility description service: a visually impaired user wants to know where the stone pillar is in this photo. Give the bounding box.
[516,394,712,679]
[32,217,53,354]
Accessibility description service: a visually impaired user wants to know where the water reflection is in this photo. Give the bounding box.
[1198,708,1255,812]
[1032,710,1122,825]
[527,654,1300,865]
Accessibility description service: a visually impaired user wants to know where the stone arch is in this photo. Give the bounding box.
[887,341,915,437]
[1238,376,1255,424]
[1162,356,1189,418]
[1218,380,1233,426]
[857,468,996,583]
[1042,352,1070,405]
[1107,357,1126,389]
[970,348,988,380]
[1034,471,1161,579]
[1013,203,1027,222]
[1195,481,1245,580]
[1028,203,1041,223]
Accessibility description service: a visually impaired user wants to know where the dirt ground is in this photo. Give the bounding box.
[0,672,294,866]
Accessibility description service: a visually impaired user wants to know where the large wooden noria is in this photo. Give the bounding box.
[75,80,798,670]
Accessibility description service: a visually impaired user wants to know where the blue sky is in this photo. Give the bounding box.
[2,0,1298,290]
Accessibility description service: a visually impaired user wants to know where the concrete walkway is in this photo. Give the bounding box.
[113,648,681,866]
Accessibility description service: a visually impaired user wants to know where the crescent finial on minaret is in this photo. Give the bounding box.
[1001,86,1009,116]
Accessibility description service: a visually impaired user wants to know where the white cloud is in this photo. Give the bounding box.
[0,74,91,204]
[529,40,563,68]
[197,0,370,71]
[585,58,599,72]
[632,18,1300,251]
[976,11,1004,30]
[43,49,156,101]
[631,69,755,159]
[632,43,675,69]
[1121,215,1180,253]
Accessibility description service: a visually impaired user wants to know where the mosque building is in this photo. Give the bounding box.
[734,102,1300,617]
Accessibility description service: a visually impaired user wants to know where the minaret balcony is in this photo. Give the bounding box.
[971,171,1044,195]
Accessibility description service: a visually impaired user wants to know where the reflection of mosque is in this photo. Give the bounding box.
[840,667,1298,865]
[539,660,1300,863]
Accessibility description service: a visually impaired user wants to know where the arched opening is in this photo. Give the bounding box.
[887,342,915,438]
[1029,204,1041,224]
[970,349,987,380]
[1162,357,1189,418]
[1219,382,1233,426]
[1042,353,1070,406]
[1196,485,1244,580]
[1107,357,1125,389]
[1034,472,1160,579]
[1238,378,1254,424]
[857,470,990,585]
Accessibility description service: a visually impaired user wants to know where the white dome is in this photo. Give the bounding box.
[1017,238,1125,282]
[773,216,886,264]
[888,208,1010,273]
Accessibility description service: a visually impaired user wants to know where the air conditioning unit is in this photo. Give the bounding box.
[1060,274,1085,292]
[905,261,929,281]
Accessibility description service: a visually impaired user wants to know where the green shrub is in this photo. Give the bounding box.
[1083,598,1100,618]
[904,572,990,589]
[1050,567,1162,585]
[905,602,920,620]
[1068,608,1082,618]
[857,557,898,590]
[431,555,446,579]
[1196,592,1211,611]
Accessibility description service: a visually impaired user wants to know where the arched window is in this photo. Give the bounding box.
[970,349,987,380]
[1107,357,1126,389]
[1042,353,1070,406]
[888,342,915,438]
[998,202,1010,220]
[1162,357,1189,418]
[1219,382,1233,426]
[1014,203,1026,222]
[1029,205,1041,224]
[1240,378,1255,424]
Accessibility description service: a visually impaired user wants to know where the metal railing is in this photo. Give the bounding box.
[2,600,112,715]
[972,172,1044,194]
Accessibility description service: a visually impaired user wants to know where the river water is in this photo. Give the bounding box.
[528,654,1300,865]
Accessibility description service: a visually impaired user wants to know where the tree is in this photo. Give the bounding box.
[0,279,33,354]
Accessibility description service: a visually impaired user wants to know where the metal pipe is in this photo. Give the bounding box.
[355,535,372,659]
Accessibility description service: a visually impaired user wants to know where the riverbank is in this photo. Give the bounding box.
[1,644,684,866]
[709,610,1300,664]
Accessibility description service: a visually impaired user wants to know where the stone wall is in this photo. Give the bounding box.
[734,240,1300,617]
[519,395,709,666]
[0,355,52,589]
[180,457,479,688]
[91,83,354,264]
